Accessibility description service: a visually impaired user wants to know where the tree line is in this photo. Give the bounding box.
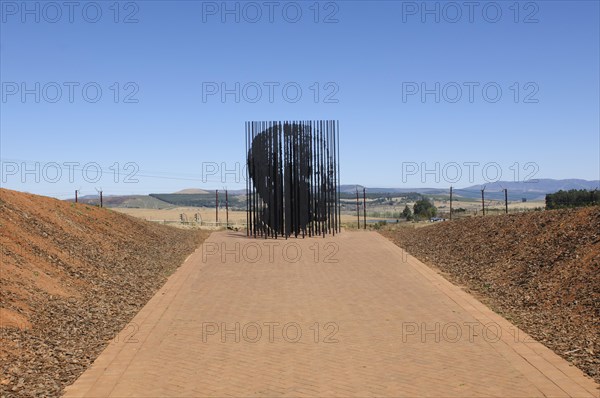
[545,189,599,209]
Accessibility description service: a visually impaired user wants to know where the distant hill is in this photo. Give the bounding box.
[175,188,210,194]
[339,185,447,195]
[69,195,174,209]
[149,193,246,209]
[458,179,600,201]
[341,179,599,201]
[463,179,600,193]
[64,179,599,208]
[175,188,246,196]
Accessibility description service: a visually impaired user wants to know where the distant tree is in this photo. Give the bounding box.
[401,205,413,221]
[546,189,599,209]
[413,197,437,219]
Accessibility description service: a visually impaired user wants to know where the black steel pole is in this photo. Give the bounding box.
[449,186,453,220]
[245,120,340,239]
[363,187,367,229]
[481,189,485,216]
[246,122,249,236]
[356,189,360,228]
[337,121,341,233]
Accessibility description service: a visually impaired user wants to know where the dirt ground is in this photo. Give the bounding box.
[114,207,364,227]
[114,207,248,224]
[63,230,598,397]
[0,189,208,397]
[380,206,600,383]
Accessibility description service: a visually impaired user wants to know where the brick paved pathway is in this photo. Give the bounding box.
[63,231,599,397]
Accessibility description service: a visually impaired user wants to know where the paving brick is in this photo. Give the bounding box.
[63,231,599,397]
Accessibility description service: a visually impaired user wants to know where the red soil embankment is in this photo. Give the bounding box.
[0,188,208,397]
[381,207,600,383]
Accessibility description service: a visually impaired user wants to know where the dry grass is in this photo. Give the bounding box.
[114,207,247,223]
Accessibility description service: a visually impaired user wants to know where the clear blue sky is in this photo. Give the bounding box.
[1,0,599,198]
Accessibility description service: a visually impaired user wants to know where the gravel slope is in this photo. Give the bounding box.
[381,207,600,384]
[0,189,209,397]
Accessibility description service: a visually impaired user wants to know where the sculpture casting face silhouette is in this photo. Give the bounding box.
[247,121,337,237]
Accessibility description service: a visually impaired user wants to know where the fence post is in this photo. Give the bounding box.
[449,186,453,220]
[356,189,360,229]
[363,188,367,229]
[215,190,219,223]
[225,189,229,228]
[481,189,485,216]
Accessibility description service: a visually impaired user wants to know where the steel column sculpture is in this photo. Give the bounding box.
[246,121,340,238]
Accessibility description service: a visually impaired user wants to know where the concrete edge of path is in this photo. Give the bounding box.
[62,242,212,397]
[377,233,599,398]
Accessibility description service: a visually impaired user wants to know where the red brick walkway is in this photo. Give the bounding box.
[63,231,599,397]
